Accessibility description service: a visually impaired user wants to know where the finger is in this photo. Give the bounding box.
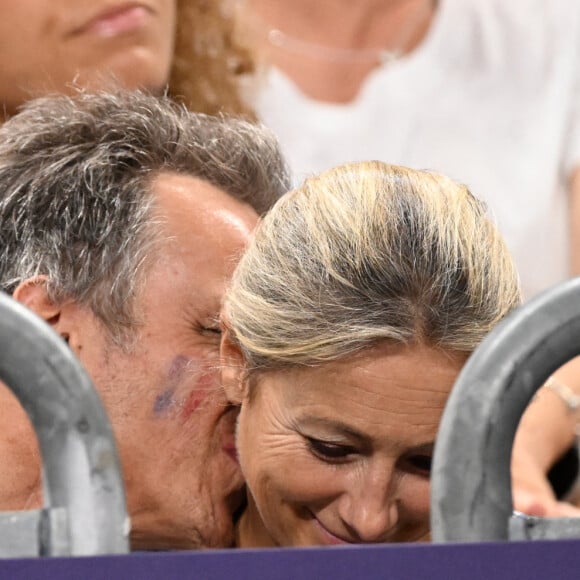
[552,501,580,518]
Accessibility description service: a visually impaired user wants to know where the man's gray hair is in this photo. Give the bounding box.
[0,90,290,341]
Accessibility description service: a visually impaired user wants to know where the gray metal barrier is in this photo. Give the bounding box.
[0,292,129,557]
[431,277,580,542]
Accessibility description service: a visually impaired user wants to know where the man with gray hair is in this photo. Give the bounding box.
[0,90,289,550]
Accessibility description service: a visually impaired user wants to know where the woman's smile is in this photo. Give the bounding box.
[312,516,354,545]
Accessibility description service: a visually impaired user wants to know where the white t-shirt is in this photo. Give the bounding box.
[254,0,580,299]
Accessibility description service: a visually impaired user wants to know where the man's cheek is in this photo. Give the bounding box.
[151,354,219,423]
[180,368,217,422]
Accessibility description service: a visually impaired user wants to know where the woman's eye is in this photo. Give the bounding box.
[306,437,355,461]
[406,454,432,475]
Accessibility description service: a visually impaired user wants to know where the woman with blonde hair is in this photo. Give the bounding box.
[221,161,521,547]
[0,0,253,121]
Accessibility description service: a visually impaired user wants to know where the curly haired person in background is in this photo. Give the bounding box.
[0,0,254,120]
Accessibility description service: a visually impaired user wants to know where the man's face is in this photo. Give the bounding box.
[74,173,257,550]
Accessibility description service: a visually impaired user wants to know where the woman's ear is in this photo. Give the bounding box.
[220,326,248,405]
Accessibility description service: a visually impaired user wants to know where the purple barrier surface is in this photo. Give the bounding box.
[1,539,580,580]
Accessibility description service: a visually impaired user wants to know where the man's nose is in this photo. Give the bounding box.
[337,466,399,543]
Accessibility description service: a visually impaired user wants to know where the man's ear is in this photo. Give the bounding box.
[220,326,248,405]
[13,277,96,359]
[12,276,79,348]
[12,276,61,327]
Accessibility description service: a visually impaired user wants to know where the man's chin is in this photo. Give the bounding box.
[213,469,246,548]
[129,526,204,552]
[129,511,241,551]
[127,501,232,551]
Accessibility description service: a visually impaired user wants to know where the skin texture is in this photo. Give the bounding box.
[225,342,465,547]
[8,173,257,550]
[0,0,176,119]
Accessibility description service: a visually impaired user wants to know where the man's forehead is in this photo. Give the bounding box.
[149,171,258,275]
[134,173,255,320]
[151,172,258,235]
[213,208,255,239]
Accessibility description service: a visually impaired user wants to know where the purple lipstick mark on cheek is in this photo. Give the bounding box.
[153,386,176,415]
[168,354,190,382]
[152,355,191,417]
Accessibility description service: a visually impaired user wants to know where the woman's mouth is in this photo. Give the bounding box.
[73,3,153,38]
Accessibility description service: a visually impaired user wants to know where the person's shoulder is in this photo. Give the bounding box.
[455,0,579,27]
[487,0,579,30]
[454,0,580,53]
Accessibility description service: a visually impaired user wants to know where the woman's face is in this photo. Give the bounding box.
[0,0,176,118]
[235,343,465,546]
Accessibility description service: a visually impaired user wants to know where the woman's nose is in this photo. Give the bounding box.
[337,468,399,543]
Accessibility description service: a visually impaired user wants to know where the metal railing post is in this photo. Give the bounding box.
[431,277,580,542]
[0,292,129,556]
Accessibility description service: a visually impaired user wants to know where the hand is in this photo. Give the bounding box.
[512,446,580,517]
[511,376,580,517]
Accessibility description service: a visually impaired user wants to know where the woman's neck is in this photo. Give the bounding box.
[245,0,437,103]
[249,0,428,49]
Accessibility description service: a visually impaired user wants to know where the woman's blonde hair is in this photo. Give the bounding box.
[169,0,254,117]
[225,161,522,371]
